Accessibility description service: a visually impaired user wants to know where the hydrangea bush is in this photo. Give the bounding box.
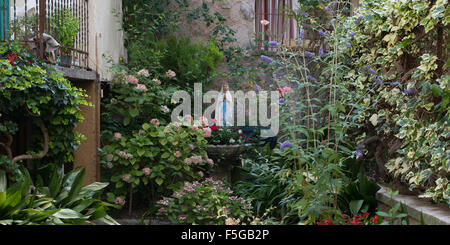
[154,177,253,225]
[100,120,215,206]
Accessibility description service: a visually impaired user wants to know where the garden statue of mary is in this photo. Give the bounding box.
[215,83,233,127]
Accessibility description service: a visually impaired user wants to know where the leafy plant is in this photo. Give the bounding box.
[100,120,213,208]
[153,177,253,225]
[338,173,381,216]
[375,188,410,225]
[0,41,89,172]
[0,168,117,225]
[48,9,80,55]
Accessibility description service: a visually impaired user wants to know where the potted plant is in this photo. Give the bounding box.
[48,9,80,67]
[205,124,259,183]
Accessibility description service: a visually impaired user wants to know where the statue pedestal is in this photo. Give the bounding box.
[205,144,251,184]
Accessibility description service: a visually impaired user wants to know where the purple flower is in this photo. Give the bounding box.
[390,81,399,87]
[349,32,356,38]
[346,42,351,48]
[304,51,315,58]
[280,141,293,152]
[318,47,324,57]
[367,69,377,75]
[296,9,309,17]
[404,88,417,95]
[374,78,382,85]
[299,29,305,39]
[255,84,261,90]
[356,150,363,158]
[307,75,317,82]
[261,55,273,63]
[279,98,285,103]
[268,41,279,47]
[355,15,363,25]
[361,65,371,72]
[332,2,338,8]
[318,30,327,38]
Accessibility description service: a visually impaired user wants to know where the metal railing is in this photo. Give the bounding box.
[0,0,89,69]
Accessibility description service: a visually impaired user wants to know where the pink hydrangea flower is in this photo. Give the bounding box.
[152,78,162,85]
[192,125,198,131]
[114,197,126,206]
[114,132,122,140]
[106,163,113,169]
[174,151,182,158]
[207,158,214,166]
[126,75,139,84]
[106,154,114,162]
[137,69,150,77]
[203,127,212,137]
[135,83,148,92]
[183,115,193,123]
[283,86,292,93]
[165,70,176,78]
[189,144,194,150]
[198,171,204,178]
[150,118,160,126]
[118,151,133,160]
[184,158,192,165]
[161,105,170,113]
[122,174,131,183]
[199,116,208,126]
[142,168,151,176]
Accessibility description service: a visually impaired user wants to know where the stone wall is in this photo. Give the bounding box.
[176,0,256,48]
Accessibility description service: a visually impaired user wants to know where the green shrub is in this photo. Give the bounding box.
[0,168,117,225]
[127,36,224,89]
[100,120,214,206]
[154,177,253,225]
[0,41,89,171]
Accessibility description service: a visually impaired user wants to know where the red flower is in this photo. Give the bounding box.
[246,137,251,141]
[371,215,378,224]
[7,54,18,66]
[362,212,369,218]
[239,134,244,138]
[27,60,32,65]
[351,218,359,225]
[316,222,322,225]
[323,219,332,225]
[210,125,218,131]
[276,88,284,97]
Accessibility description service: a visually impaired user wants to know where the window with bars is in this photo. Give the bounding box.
[255,0,298,50]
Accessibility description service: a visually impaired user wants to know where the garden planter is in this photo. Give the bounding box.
[58,55,72,67]
[205,144,251,184]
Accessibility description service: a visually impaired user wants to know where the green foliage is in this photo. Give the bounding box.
[342,0,449,204]
[0,168,117,225]
[101,68,175,135]
[207,126,256,145]
[0,41,89,168]
[338,173,381,216]
[234,146,289,219]
[127,36,224,89]
[154,178,253,225]
[48,9,80,54]
[100,121,212,205]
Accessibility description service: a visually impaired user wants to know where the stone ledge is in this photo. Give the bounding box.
[376,185,450,225]
[48,65,97,81]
